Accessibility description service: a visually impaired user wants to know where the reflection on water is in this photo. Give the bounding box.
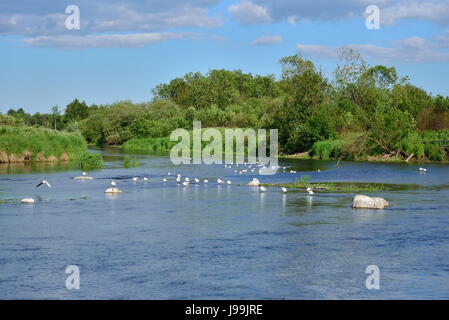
[0,161,78,175]
[0,147,449,299]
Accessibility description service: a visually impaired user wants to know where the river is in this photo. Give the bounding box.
[0,148,448,299]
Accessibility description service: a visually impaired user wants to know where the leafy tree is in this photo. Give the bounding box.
[64,99,89,123]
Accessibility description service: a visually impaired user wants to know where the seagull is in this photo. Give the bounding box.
[203,179,209,183]
[419,167,427,172]
[217,178,224,184]
[282,187,287,193]
[227,180,232,185]
[132,177,139,182]
[182,181,189,186]
[306,187,314,195]
[111,181,117,186]
[162,178,167,182]
[143,177,149,182]
[36,180,51,188]
[167,172,172,176]
[82,172,88,176]
[194,178,200,183]
[185,177,190,182]
[259,186,267,192]
[176,176,181,183]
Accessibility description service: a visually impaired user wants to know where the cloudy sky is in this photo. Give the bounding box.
[1,0,449,113]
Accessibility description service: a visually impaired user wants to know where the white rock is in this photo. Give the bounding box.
[352,195,389,209]
[105,187,123,194]
[247,178,260,186]
[74,176,93,180]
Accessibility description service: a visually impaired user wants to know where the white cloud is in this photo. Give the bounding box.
[23,32,197,49]
[227,0,449,26]
[381,0,449,25]
[296,33,449,63]
[0,1,223,36]
[228,0,272,24]
[252,35,283,45]
[287,15,298,26]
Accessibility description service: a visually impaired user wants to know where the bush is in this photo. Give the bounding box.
[312,139,347,160]
[79,152,103,170]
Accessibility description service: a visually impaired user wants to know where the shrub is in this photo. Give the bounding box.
[78,152,103,170]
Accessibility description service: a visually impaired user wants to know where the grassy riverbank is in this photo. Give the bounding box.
[0,125,102,169]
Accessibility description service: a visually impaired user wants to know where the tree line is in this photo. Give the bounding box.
[2,48,449,161]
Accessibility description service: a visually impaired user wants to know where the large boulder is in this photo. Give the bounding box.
[352,195,389,209]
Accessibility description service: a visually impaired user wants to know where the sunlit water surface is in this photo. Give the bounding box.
[1,148,448,299]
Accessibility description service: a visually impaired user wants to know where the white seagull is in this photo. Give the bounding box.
[259,186,267,192]
[132,177,139,182]
[143,177,149,182]
[182,181,189,186]
[194,178,200,183]
[306,187,314,195]
[36,180,51,188]
[419,167,427,172]
[282,187,287,193]
[111,181,117,186]
[217,178,224,184]
[203,179,209,183]
[227,180,232,185]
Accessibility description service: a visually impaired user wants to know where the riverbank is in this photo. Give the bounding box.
[0,125,87,163]
[281,150,449,164]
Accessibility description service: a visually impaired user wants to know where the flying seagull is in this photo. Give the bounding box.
[36,180,51,188]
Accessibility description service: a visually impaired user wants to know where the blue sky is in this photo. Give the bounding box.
[1,0,449,114]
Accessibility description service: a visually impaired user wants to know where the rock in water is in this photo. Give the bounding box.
[21,198,35,204]
[104,187,123,194]
[74,176,93,180]
[352,195,389,209]
[247,178,260,186]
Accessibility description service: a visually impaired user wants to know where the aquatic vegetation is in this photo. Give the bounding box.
[123,156,140,168]
[78,152,103,170]
[262,181,421,193]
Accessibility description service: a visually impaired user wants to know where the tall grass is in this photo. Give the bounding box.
[0,125,87,161]
[311,139,347,160]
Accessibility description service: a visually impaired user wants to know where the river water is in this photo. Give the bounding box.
[0,148,448,299]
